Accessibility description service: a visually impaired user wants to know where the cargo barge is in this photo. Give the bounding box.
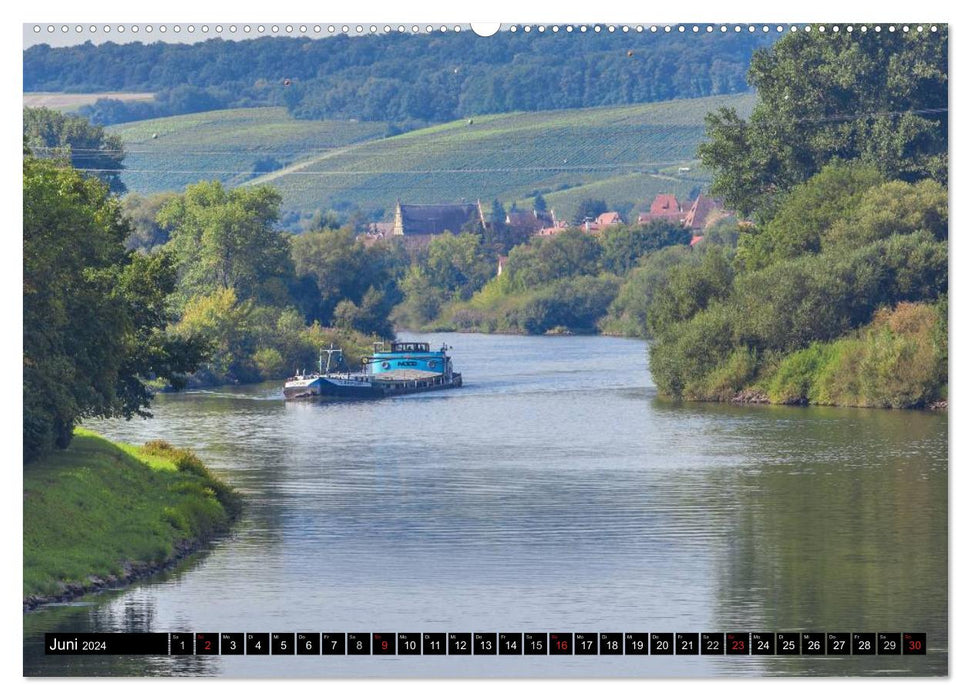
[283,342,462,400]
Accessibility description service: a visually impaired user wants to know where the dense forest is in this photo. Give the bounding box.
[25,32,772,125]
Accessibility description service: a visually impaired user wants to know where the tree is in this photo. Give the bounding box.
[23,107,127,194]
[491,199,507,230]
[734,162,884,271]
[397,266,447,325]
[824,178,948,248]
[602,246,694,337]
[424,233,494,300]
[309,208,342,231]
[333,287,395,338]
[699,29,947,220]
[158,181,293,308]
[533,193,548,213]
[601,220,691,275]
[646,245,735,338]
[504,230,602,289]
[23,156,205,461]
[573,198,608,225]
[171,287,259,384]
[290,226,401,328]
[122,192,179,251]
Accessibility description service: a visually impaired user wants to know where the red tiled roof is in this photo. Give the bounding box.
[650,194,681,215]
[684,195,722,230]
[595,211,623,226]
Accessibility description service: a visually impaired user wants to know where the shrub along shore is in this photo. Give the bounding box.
[23,429,241,610]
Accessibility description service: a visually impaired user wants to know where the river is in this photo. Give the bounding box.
[23,333,948,677]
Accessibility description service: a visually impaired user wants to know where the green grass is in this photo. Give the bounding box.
[107,95,755,219]
[23,429,241,599]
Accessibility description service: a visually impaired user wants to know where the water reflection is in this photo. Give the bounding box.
[24,334,947,677]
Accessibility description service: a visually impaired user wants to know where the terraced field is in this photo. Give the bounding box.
[107,94,755,220]
[107,108,390,194]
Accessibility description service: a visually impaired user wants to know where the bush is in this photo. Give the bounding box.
[649,302,738,399]
[253,347,287,378]
[734,232,947,353]
[600,246,693,338]
[766,343,836,404]
[761,302,946,408]
[691,346,759,401]
[856,303,945,407]
[646,245,734,337]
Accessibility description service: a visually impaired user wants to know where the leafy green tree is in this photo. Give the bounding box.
[646,245,735,338]
[504,230,602,289]
[573,198,608,225]
[511,275,621,334]
[601,246,695,337]
[308,208,343,231]
[170,287,260,384]
[533,193,548,213]
[424,233,494,300]
[824,178,948,248]
[158,181,293,308]
[648,230,947,399]
[700,216,741,248]
[700,29,947,220]
[601,220,691,275]
[734,162,884,271]
[23,107,127,194]
[290,226,401,328]
[333,287,396,338]
[397,266,447,325]
[649,301,739,399]
[23,156,204,461]
[122,192,178,251]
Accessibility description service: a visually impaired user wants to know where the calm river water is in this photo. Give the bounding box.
[24,333,947,677]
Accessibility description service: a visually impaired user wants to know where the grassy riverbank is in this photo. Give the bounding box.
[23,429,241,605]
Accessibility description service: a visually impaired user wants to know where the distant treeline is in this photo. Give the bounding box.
[24,33,772,125]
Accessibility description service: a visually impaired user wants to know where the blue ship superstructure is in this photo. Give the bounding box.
[283,341,461,400]
[367,341,454,379]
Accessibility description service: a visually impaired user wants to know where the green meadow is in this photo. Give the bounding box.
[23,429,240,601]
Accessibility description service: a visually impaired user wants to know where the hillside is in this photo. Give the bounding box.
[109,93,755,222]
[107,108,390,197]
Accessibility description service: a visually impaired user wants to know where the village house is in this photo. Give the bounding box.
[636,194,730,248]
[583,211,623,233]
[536,219,570,237]
[682,195,724,231]
[392,201,487,236]
[638,194,683,225]
[505,209,554,237]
